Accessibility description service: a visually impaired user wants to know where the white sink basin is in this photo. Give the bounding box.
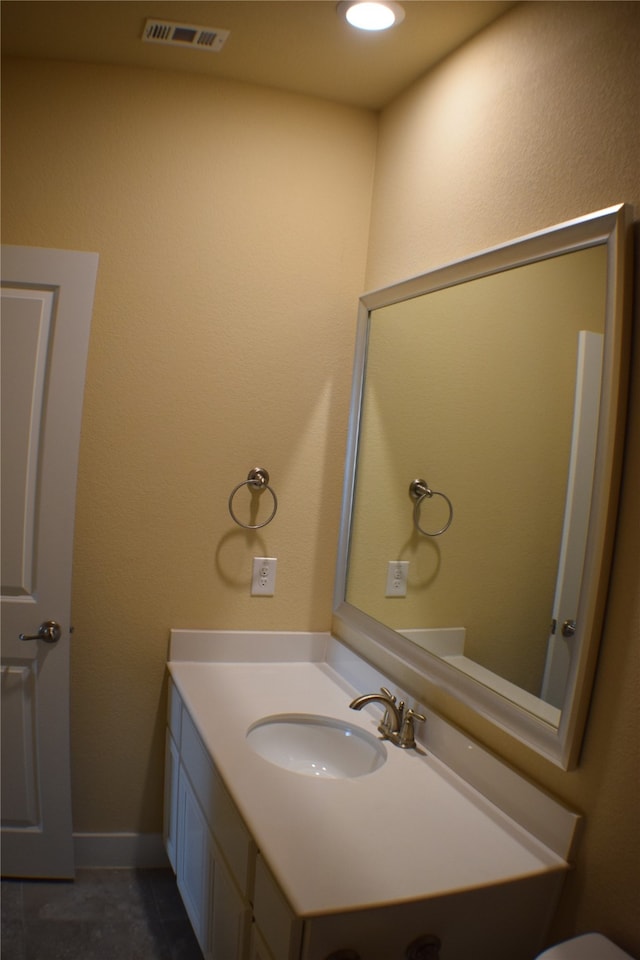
[246,713,386,779]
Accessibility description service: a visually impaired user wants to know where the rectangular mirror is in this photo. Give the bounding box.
[333,204,632,769]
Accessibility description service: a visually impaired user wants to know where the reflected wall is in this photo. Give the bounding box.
[347,246,606,698]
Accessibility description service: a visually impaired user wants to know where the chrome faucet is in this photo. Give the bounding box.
[349,686,403,738]
[349,687,425,749]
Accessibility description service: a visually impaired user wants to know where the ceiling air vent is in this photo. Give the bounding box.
[142,19,230,53]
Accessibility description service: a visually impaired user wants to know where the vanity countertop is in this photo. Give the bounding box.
[168,655,568,918]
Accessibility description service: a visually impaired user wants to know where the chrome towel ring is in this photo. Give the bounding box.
[409,478,453,537]
[228,467,278,530]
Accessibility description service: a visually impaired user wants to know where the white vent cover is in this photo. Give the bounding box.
[142,19,230,52]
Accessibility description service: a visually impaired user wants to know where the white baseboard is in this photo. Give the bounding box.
[73,832,169,869]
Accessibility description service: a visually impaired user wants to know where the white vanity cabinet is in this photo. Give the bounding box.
[165,681,255,960]
[165,646,578,960]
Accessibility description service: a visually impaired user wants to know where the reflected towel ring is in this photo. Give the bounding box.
[228,467,278,529]
[409,478,453,537]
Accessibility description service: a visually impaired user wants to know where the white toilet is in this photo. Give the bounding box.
[537,933,635,959]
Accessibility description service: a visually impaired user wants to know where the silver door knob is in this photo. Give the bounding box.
[19,620,62,644]
[561,619,577,638]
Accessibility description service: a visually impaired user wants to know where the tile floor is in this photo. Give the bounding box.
[0,868,204,960]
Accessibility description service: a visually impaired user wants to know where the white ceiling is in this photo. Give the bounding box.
[1,1,515,110]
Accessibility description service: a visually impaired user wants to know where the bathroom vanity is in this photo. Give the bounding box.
[162,207,631,960]
[165,630,580,960]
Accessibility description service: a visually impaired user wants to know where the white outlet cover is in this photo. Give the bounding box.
[385,560,408,597]
[252,557,277,596]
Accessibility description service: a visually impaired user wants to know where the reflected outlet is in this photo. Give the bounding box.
[386,560,408,597]
[251,557,277,596]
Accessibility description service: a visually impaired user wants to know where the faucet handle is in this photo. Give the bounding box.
[398,708,426,749]
[379,687,401,736]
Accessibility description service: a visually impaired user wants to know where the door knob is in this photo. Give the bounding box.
[19,620,62,644]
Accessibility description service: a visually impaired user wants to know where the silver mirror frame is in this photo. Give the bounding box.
[333,204,632,769]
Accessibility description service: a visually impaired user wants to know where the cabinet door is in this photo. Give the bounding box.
[177,769,211,950]
[209,847,251,960]
[180,708,255,896]
[248,925,277,960]
[177,765,251,960]
[163,730,179,872]
[253,856,302,960]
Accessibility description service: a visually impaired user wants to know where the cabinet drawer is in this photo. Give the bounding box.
[180,707,255,897]
[254,855,302,960]
[168,680,183,741]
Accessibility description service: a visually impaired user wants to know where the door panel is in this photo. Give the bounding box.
[541,330,604,707]
[0,664,39,824]
[1,246,98,877]
[1,288,54,600]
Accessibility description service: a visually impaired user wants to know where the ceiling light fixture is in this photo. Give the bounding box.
[338,1,405,32]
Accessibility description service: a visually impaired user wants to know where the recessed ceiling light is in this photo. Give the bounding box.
[338,2,405,32]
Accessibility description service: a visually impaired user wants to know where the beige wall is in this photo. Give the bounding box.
[1,59,377,833]
[366,2,639,953]
[1,0,639,952]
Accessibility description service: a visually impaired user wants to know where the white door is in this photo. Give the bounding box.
[541,330,604,708]
[1,245,98,878]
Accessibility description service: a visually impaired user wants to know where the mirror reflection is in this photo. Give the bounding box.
[346,246,607,727]
[335,204,630,767]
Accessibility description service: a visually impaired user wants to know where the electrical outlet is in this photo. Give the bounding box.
[251,557,277,596]
[386,560,409,597]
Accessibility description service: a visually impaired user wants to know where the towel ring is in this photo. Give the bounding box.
[409,478,453,537]
[228,467,278,530]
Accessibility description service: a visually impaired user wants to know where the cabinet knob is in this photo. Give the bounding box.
[405,934,441,960]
